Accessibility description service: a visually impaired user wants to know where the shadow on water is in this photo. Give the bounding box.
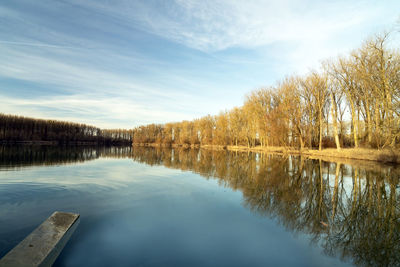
[1,145,399,266]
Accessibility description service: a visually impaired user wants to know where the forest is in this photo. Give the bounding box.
[131,33,400,151]
[0,113,132,145]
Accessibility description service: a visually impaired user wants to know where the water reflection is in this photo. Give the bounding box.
[129,147,400,267]
[1,145,399,266]
[0,145,132,169]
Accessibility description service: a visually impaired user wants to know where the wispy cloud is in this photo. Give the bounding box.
[74,0,390,50]
[71,0,400,72]
[0,40,81,49]
[0,42,209,128]
[0,94,195,128]
[0,0,399,128]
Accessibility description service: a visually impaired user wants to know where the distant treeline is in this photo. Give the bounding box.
[0,114,132,145]
[132,32,400,150]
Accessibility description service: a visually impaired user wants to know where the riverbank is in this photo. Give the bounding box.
[133,143,400,164]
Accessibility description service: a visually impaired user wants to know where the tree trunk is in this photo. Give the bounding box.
[330,92,341,150]
[349,97,359,148]
[319,111,323,151]
[300,136,304,150]
[366,106,372,146]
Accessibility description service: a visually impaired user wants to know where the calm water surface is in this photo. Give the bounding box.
[0,146,399,267]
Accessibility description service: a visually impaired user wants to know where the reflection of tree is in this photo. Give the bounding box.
[0,145,133,169]
[130,147,400,267]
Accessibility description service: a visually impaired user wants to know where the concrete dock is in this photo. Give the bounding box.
[0,211,80,267]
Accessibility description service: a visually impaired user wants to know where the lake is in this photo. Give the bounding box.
[0,145,399,267]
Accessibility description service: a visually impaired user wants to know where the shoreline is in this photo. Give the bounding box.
[132,143,400,164]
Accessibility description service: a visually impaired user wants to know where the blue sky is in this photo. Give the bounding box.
[0,0,399,128]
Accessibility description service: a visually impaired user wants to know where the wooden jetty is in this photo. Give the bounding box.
[0,211,80,267]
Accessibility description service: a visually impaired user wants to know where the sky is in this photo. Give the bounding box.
[0,0,399,129]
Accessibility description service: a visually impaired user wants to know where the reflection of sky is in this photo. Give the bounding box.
[0,159,178,188]
[0,157,353,266]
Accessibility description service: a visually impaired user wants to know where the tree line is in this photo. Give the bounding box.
[132,33,400,150]
[0,113,132,145]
